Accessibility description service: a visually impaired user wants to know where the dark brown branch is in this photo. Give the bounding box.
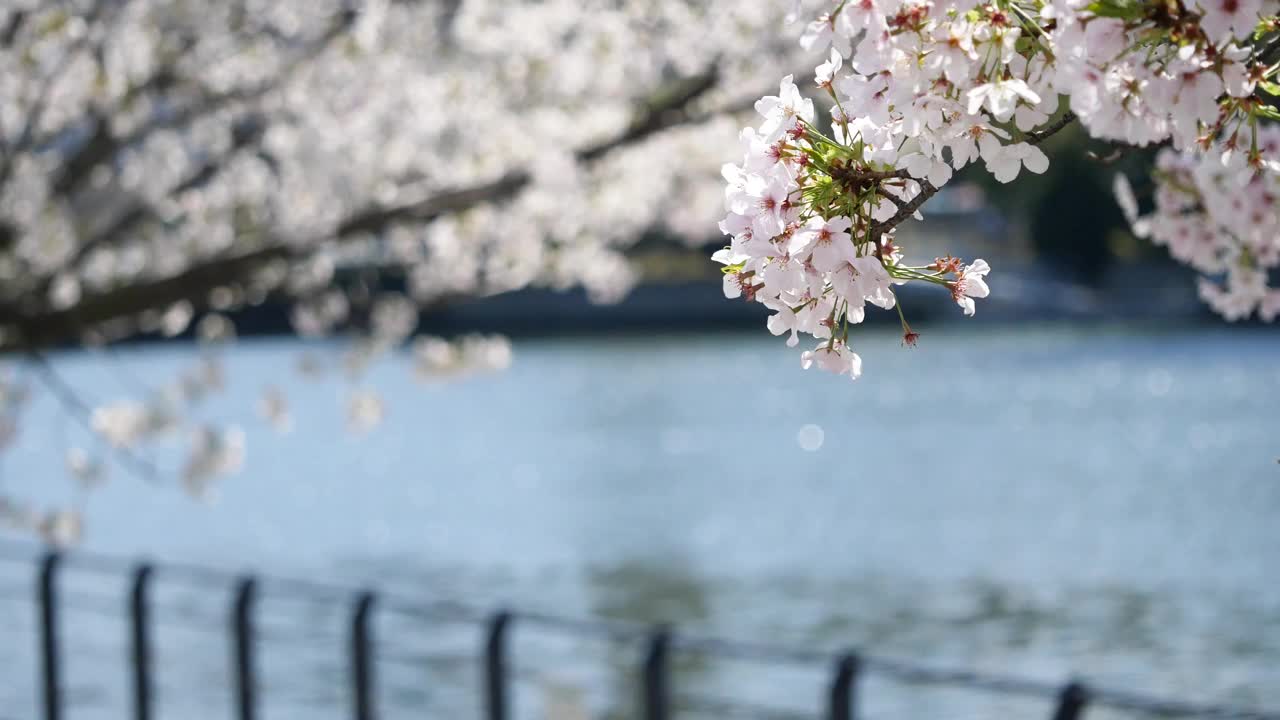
[577,65,720,162]
[1,10,26,47]
[2,247,290,350]
[837,166,913,187]
[869,179,938,239]
[84,205,149,258]
[875,187,908,211]
[52,114,113,195]
[1026,111,1077,145]
[1258,34,1280,67]
[335,171,533,237]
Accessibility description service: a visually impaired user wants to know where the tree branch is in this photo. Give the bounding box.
[26,351,161,484]
[0,10,26,47]
[335,170,533,237]
[1026,111,1077,145]
[577,65,721,162]
[869,179,938,239]
[875,187,909,211]
[1257,34,1280,67]
[1,246,290,350]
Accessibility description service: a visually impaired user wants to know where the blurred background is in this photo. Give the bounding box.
[0,1,1277,719]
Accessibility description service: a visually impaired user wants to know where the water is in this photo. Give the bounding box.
[1,324,1278,719]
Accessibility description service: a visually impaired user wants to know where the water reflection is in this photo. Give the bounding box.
[588,559,714,720]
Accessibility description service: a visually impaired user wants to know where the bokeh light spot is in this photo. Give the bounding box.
[797,424,824,452]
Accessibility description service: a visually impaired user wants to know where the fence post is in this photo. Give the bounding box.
[350,591,377,720]
[641,626,671,720]
[828,651,861,720]
[484,610,512,720]
[129,564,154,720]
[37,551,62,720]
[1051,681,1089,720]
[231,576,258,720]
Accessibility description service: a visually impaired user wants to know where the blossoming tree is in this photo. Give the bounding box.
[0,0,811,540]
[717,0,1280,377]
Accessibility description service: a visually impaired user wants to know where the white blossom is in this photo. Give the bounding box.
[952,260,992,317]
[347,390,385,435]
[182,426,245,500]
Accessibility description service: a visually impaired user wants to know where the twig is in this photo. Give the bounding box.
[1257,34,1280,67]
[869,179,938,239]
[26,352,161,485]
[0,10,26,48]
[1027,110,1077,145]
[875,187,908,211]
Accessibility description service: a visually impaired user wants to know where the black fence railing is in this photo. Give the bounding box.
[2,539,1278,720]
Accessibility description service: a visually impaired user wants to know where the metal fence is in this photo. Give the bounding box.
[2,540,1278,720]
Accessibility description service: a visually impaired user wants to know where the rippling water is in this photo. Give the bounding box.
[1,324,1278,719]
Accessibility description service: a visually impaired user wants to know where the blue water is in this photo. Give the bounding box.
[0,324,1278,719]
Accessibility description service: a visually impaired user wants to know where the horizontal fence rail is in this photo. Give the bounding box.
[1,539,1277,720]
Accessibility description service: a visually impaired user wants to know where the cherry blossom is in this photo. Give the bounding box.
[952,260,993,317]
[718,0,1279,373]
[801,340,863,380]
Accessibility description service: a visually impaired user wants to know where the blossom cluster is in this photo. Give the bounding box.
[1051,0,1279,151]
[1062,0,1280,318]
[718,0,1279,372]
[715,72,995,378]
[1117,126,1280,320]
